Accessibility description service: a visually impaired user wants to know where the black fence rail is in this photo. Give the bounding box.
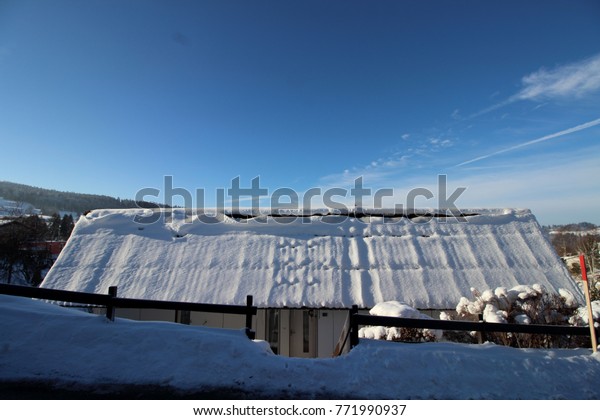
[345,304,598,351]
[0,283,257,339]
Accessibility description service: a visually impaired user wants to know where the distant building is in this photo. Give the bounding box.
[27,241,67,259]
[41,208,581,358]
[0,197,42,217]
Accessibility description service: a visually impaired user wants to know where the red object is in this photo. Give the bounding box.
[27,241,66,258]
[580,254,588,281]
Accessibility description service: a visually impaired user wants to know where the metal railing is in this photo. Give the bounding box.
[0,283,257,339]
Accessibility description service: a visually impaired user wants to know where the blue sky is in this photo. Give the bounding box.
[0,0,599,224]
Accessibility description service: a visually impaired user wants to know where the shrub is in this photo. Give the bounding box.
[588,279,600,301]
[442,284,582,348]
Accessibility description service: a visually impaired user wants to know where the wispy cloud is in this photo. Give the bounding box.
[514,53,600,101]
[469,100,514,118]
[430,137,453,147]
[470,53,600,118]
[318,152,412,189]
[316,132,457,192]
[456,117,600,167]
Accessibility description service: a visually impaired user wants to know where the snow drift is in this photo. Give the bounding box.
[1,294,600,399]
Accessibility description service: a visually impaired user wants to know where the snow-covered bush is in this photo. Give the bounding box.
[569,300,600,329]
[443,284,582,348]
[359,301,442,343]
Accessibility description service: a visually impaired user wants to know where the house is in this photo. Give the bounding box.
[0,197,42,217]
[28,241,66,260]
[40,208,581,358]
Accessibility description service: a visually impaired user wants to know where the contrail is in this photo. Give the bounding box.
[456,117,600,167]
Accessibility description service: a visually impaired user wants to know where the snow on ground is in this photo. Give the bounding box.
[1,294,600,399]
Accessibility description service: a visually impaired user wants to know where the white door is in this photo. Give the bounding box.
[289,309,317,358]
[266,309,281,355]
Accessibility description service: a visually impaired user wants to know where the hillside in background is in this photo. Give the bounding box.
[0,181,167,216]
[543,222,599,234]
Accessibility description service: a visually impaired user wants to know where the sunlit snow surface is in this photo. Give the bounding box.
[40,208,581,309]
[1,295,599,399]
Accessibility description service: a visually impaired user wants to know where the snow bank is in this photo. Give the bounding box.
[359,301,442,341]
[369,301,425,318]
[1,295,600,399]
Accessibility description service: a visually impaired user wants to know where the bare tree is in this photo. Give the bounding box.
[577,234,599,273]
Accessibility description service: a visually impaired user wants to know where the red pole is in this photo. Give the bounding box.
[580,254,588,280]
[580,254,597,353]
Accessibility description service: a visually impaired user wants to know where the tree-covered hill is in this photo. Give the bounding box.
[0,181,166,216]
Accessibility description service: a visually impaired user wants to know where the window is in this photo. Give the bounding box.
[303,310,310,353]
[267,309,280,354]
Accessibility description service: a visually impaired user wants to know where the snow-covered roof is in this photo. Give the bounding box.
[40,208,582,309]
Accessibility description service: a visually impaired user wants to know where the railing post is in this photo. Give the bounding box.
[349,304,359,349]
[106,286,118,322]
[478,313,486,344]
[245,295,255,340]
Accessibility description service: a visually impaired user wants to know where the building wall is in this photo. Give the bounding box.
[95,306,433,359]
[95,308,448,358]
[119,307,350,359]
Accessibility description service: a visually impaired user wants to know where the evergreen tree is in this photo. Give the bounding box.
[59,214,74,239]
[0,216,50,285]
[48,213,62,240]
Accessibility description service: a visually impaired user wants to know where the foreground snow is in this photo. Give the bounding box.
[1,294,599,399]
